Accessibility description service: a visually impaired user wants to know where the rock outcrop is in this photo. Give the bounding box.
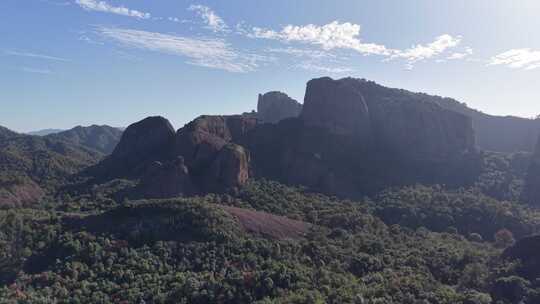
[92,116,176,179]
[257,91,302,123]
[86,77,482,199]
[175,115,257,169]
[173,116,254,195]
[135,157,195,199]
[204,144,250,194]
[243,77,480,197]
[301,77,476,161]
[113,116,175,163]
[91,115,253,198]
[301,77,371,140]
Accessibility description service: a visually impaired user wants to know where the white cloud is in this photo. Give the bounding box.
[447,47,473,60]
[489,48,540,70]
[391,35,461,62]
[249,21,463,68]
[96,27,266,72]
[266,47,335,59]
[3,50,70,62]
[188,5,228,33]
[295,62,353,74]
[250,21,390,56]
[20,67,54,74]
[75,0,151,19]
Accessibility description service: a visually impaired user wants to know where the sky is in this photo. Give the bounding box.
[1,0,540,133]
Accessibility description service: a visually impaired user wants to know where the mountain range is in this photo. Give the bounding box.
[2,77,540,303]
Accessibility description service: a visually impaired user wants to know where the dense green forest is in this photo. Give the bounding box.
[1,178,540,303]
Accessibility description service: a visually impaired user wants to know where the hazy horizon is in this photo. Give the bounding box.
[2,0,540,132]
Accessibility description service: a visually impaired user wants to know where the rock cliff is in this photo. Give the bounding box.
[86,77,482,199]
[257,91,302,124]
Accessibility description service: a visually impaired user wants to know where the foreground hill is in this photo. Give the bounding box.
[3,180,540,303]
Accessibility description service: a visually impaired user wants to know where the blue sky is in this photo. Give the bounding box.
[1,0,540,132]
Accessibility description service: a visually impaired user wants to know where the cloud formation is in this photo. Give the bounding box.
[96,27,266,72]
[489,48,540,70]
[75,0,151,19]
[447,47,473,60]
[295,62,353,74]
[20,67,54,75]
[3,50,70,62]
[390,35,461,62]
[251,21,390,55]
[188,5,228,33]
[266,47,335,59]
[249,21,463,68]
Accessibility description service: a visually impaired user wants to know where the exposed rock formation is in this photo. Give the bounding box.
[92,116,176,179]
[301,77,371,140]
[175,115,257,169]
[173,116,254,195]
[204,144,250,194]
[113,116,175,162]
[222,205,310,239]
[301,77,475,161]
[257,91,302,123]
[90,115,253,198]
[136,157,195,199]
[86,77,482,199]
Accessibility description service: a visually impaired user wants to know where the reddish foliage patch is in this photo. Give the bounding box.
[0,181,45,207]
[222,206,311,240]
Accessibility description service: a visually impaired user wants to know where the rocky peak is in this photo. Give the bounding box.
[175,115,257,168]
[112,116,175,161]
[300,77,475,161]
[91,116,175,179]
[301,77,371,140]
[257,91,302,124]
[204,143,250,193]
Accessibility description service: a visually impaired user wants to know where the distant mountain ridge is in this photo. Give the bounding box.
[45,125,123,154]
[0,124,122,206]
[27,129,65,136]
[419,95,540,153]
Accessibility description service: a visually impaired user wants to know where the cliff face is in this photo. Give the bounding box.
[301,77,371,140]
[243,77,480,197]
[91,116,176,180]
[91,115,253,198]
[257,91,302,124]
[87,77,482,199]
[302,77,475,161]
